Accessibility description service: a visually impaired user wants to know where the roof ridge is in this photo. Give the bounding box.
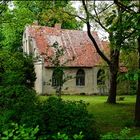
[25,25,109,67]
[29,24,99,33]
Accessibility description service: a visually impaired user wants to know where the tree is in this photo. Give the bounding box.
[0,50,36,88]
[45,42,73,97]
[72,0,137,103]
[0,0,9,49]
[113,0,140,126]
[0,50,36,126]
[1,1,83,51]
[118,45,138,95]
[135,36,140,126]
[0,0,9,20]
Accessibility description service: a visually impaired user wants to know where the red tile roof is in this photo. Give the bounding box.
[27,25,109,67]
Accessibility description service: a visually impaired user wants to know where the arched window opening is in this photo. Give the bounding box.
[52,69,63,87]
[97,69,105,85]
[76,69,85,86]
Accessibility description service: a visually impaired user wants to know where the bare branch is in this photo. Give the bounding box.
[98,3,114,15]
[82,0,111,65]
[61,9,87,23]
[114,0,137,14]
[91,1,108,32]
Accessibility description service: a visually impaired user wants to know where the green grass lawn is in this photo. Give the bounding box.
[39,95,140,135]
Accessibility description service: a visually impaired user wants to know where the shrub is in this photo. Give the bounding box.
[124,120,135,127]
[0,51,36,88]
[51,132,84,140]
[0,86,98,140]
[101,127,130,140]
[38,97,98,140]
[101,127,140,140]
[0,123,39,140]
[0,123,84,140]
[0,50,37,135]
[0,85,36,110]
[0,85,37,131]
[20,96,98,139]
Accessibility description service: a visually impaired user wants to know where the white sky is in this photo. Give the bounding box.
[72,1,109,40]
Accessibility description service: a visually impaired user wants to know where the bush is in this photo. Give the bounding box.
[0,123,84,140]
[101,127,140,140]
[40,97,98,140]
[20,97,98,140]
[0,85,36,110]
[51,132,84,140]
[0,85,98,139]
[0,123,39,140]
[0,85,37,132]
[0,50,37,135]
[0,51,36,88]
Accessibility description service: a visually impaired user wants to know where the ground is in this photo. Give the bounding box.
[39,95,140,135]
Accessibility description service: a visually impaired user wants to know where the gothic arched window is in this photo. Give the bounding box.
[76,69,85,86]
[52,69,63,87]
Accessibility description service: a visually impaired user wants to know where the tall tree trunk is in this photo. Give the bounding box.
[107,72,117,104]
[107,2,122,103]
[135,37,140,126]
[107,69,118,103]
[82,0,122,104]
[107,48,119,103]
[134,1,140,126]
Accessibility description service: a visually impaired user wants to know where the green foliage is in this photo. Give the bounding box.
[20,96,98,140]
[73,132,84,140]
[117,78,137,95]
[43,97,97,140]
[55,95,136,134]
[0,85,37,132]
[101,127,140,140]
[124,120,135,127]
[14,1,83,29]
[1,7,34,51]
[0,85,36,110]
[52,132,69,140]
[1,123,39,140]
[117,70,137,95]
[0,50,36,132]
[0,50,36,87]
[51,132,84,140]
[0,123,84,140]
[1,1,83,51]
[0,1,9,23]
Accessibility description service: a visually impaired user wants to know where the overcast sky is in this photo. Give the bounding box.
[72,1,109,40]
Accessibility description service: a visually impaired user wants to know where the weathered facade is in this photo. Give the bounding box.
[22,24,109,95]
